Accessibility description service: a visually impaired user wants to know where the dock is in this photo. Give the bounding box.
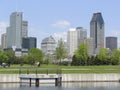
[19,68,62,87]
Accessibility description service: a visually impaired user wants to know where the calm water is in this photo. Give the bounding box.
[0,82,120,90]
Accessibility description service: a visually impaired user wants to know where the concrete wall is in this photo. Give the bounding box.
[0,74,120,83]
[62,74,120,82]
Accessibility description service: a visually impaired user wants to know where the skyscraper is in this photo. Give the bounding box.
[76,27,87,47]
[6,12,28,49]
[67,27,87,56]
[67,28,78,56]
[106,37,117,51]
[90,12,104,54]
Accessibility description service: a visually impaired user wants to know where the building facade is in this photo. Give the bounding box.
[22,37,36,50]
[84,38,94,56]
[6,12,28,49]
[90,12,104,54]
[67,28,78,56]
[106,37,117,51]
[1,33,6,49]
[76,27,87,47]
[22,21,28,37]
[41,36,56,54]
[67,27,87,56]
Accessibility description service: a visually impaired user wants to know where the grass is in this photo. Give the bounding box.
[0,64,120,74]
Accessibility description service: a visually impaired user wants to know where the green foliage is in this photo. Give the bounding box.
[56,39,67,65]
[98,48,111,65]
[4,50,15,64]
[28,48,43,64]
[74,43,88,65]
[0,51,9,64]
[111,49,120,65]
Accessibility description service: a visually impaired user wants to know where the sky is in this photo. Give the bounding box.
[0,0,120,48]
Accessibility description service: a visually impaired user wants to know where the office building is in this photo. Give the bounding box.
[22,37,37,50]
[76,27,87,47]
[106,37,117,51]
[1,33,6,49]
[84,38,94,56]
[6,12,28,49]
[22,21,28,37]
[90,12,104,54]
[41,36,56,54]
[67,28,77,56]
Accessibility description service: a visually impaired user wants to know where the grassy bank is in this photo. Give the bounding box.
[0,64,120,74]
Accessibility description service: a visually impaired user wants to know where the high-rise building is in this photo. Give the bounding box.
[22,21,28,37]
[41,36,56,54]
[67,28,77,56]
[76,27,87,47]
[84,38,94,56]
[90,12,104,54]
[67,27,87,56]
[106,37,117,51]
[1,33,6,49]
[22,37,37,50]
[6,12,28,49]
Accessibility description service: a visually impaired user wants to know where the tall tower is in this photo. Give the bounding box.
[10,12,22,48]
[67,28,78,56]
[6,12,28,49]
[90,12,104,54]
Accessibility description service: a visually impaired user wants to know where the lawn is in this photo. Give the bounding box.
[0,64,120,74]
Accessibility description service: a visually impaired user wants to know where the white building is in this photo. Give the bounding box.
[67,27,87,56]
[41,36,56,55]
[67,28,78,56]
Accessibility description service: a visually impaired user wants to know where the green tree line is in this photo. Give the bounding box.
[71,43,120,66]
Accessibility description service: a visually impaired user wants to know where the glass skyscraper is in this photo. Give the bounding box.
[6,12,28,49]
[90,12,104,54]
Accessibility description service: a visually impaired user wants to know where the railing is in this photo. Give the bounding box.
[19,68,62,75]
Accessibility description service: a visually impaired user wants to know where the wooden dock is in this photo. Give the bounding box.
[19,68,62,87]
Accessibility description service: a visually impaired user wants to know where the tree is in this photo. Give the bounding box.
[74,43,88,65]
[28,48,43,65]
[0,52,8,64]
[56,39,67,65]
[98,48,110,65]
[4,50,15,64]
[111,49,120,65]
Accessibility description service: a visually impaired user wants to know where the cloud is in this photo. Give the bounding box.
[53,32,67,42]
[0,21,8,34]
[52,20,71,28]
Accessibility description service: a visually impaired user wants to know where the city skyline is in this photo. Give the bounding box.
[0,0,120,48]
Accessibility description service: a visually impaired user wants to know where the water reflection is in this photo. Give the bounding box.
[63,82,120,88]
[0,82,120,89]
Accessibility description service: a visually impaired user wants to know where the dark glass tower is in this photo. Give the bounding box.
[106,37,117,51]
[22,37,37,50]
[90,12,104,54]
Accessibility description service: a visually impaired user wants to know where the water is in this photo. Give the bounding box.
[0,82,120,90]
